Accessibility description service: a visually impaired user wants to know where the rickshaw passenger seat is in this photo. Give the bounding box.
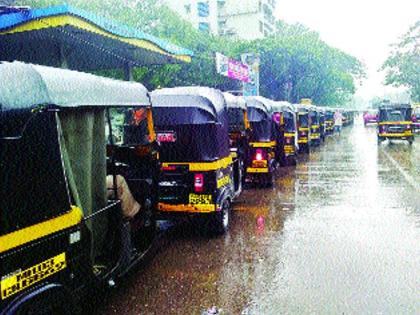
[106,175,141,219]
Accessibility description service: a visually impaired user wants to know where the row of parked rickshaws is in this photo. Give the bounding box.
[0,62,346,314]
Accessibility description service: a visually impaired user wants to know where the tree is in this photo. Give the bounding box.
[382,21,420,102]
[16,0,365,104]
[232,21,365,106]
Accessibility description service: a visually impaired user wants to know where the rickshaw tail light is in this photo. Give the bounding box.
[194,173,204,193]
[255,149,263,161]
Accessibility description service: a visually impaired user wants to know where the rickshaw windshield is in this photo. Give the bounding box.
[284,112,295,132]
[298,114,309,127]
[326,112,334,120]
[309,112,319,124]
[380,110,407,122]
[108,108,151,146]
[227,108,245,131]
[0,111,71,236]
[414,108,420,118]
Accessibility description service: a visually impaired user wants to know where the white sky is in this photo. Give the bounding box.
[275,0,420,100]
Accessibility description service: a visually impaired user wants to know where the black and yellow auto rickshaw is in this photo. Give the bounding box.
[0,62,160,313]
[309,105,321,146]
[245,96,277,186]
[270,101,286,167]
[223,92,250,196]
[274,102,298,166]
[294,104,311,153]
[319,107,326,142]
[377,103,414,145]
[325,109,335,135]
[151,87,236,234]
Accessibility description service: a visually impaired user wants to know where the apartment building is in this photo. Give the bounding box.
[163,0,277,40]
[218,0,276,40]
[164,0,220,34]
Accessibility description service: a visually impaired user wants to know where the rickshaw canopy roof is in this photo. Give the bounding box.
[151,86,227,123]
[223,92,247,111]
[379,103,411,110]
[246,96,273,119]
[293,104,310,113]
[0,61,150,111]
[271,101,294,113]
[0,5,193,70]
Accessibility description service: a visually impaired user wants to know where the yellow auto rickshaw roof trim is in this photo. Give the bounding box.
[249,141,276,148]
[0,206,83,254]
[161,155,233,172]
[378,121,412,125]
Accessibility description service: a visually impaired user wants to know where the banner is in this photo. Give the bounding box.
[215,52,250,83]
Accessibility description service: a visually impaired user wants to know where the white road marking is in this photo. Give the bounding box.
[380,148,420,192]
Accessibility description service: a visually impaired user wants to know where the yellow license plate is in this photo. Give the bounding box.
[1,253,67,300]
[189,193,213,205]
[252,160,267,168]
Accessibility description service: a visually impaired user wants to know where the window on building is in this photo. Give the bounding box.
[199,22,210,33]
[197,2,210,17]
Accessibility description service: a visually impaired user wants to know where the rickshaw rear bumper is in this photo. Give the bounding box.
[157,202,217,214]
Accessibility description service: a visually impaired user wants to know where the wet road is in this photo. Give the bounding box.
[96,119,420,314]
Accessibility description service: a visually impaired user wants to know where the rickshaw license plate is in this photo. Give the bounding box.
[1,252,67,300]
[189,193,212,205]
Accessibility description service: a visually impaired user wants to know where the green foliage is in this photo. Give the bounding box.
[382,21,420,102]
[16,0,364,104]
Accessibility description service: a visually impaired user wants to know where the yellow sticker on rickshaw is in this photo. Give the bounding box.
[1,253,67,300]
[189,194,213,205]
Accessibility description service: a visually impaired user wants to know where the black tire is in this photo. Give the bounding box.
[264,171,274,188]
[208,199,231,235]
[408,137,414,145]
[10,288,77,315]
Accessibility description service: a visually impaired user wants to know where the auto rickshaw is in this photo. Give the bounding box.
[377,103,414,145]
[294,104,311,153]
[309,105,321,146]
[245,96,277,186]
[272,101,298,166]
[319,107,326,142]
[325,109,335,135]
[412,104,420,133]
[223,92,250,196]
[270,101,286,167]
[151,87,236,234]
[0,62,159,313]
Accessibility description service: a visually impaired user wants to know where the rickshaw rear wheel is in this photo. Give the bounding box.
[408,137,414,145]
[209,199,231,235]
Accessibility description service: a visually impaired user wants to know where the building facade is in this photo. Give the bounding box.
[163,0,277,40]
[164,0,220,35]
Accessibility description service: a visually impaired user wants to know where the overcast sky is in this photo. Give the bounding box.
[275,0,419,100]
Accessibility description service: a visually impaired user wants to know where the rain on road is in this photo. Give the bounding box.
[96,118,420,314]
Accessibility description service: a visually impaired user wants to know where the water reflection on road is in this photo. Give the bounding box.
[98,119,420,315]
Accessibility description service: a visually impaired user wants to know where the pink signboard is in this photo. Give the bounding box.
[216,52,250,83]
[227,59,250,83]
